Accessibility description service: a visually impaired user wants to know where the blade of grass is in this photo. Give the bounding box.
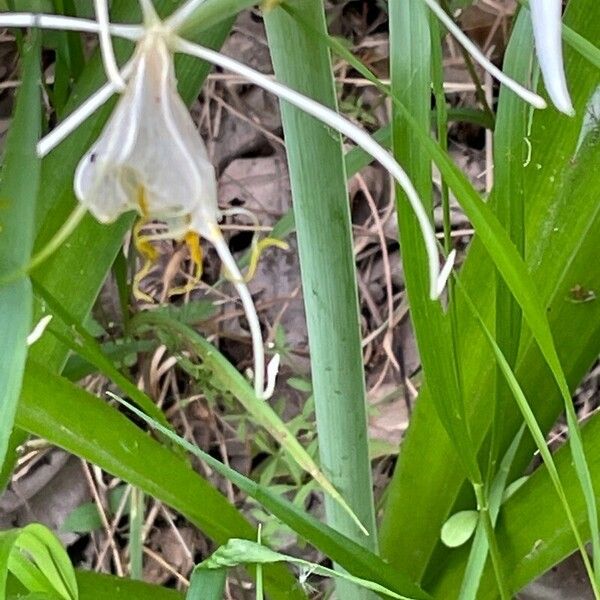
[458,427,525,599]
[388,0,481,505]
[0,31,41,469]
[488,4,529,493]
[454,278,597,595]
[128,487,144,580]
[263,3,378,599]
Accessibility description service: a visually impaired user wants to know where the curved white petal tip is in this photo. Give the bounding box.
[530,0,574,116]
[433,249,457,300]
[262,354,281,400]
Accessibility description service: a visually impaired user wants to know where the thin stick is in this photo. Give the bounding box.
[81,461,124,576]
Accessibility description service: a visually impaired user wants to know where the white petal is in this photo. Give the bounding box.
[27,315,53,346]
[530,0,574,116]
[74,33,218,234]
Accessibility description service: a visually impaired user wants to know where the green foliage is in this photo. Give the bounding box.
[1,524,77,600]
[0,1,599,599]
[0,30,41,474]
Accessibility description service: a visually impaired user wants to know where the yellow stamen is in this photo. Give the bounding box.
[169,232,204,297]
[261,0,282,11]
[133,219,157,303]
[136,184,150,218]
[245,237,289,282]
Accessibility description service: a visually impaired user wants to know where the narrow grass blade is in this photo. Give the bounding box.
[0,32,41,469]
[456,281,596,595]
[488,6,530,490]
[389,0,480,480]
[128,488,144,579]
[458,427,525,599]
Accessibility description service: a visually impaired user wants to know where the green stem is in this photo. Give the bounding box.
[129,487,144,579]
[473,483,510,600]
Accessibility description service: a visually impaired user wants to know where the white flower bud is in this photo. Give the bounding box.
[74,30,218,239]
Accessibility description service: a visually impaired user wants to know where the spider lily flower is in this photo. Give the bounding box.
[529,0,574,116]
[1,0,457,393]
[73,30,219,241]
[72,15,278,399]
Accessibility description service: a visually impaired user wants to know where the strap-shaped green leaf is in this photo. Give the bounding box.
[0,31,41,473]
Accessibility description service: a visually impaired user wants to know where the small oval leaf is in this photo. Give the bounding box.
[441,510,479,548]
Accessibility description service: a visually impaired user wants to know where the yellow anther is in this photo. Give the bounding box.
[168,232,204,297]
[133,219,159,262]
[136,185,150,218]
[245,237,289,282]
[133,219,158,302]
[185,231,203,270]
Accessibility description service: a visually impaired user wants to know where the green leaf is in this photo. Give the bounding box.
[263,6,378,600]
[379,0,600,584]
[0,31,41,473]
[17,359,303,600]
[61,485,129,534]
[195,539,418,599]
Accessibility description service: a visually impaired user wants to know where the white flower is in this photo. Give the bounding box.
[74,28,219,241]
